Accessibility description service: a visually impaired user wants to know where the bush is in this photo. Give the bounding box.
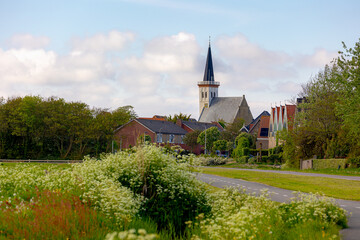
[249,149,269,157]
[346,156,360,168]
[193,156,228,166]
[268,154,283,164]
[112,145,211,233]
[313,159,347,169]
[192,189,347,240]
[236,156,249,164]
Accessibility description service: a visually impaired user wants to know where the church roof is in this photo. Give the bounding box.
[203,44,215,82]
[182,121,223,132]
[199,97,244,124]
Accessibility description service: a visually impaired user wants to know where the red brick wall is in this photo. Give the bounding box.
[114,120,155,149]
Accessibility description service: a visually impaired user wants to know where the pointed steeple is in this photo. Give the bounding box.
[203,42,215,82]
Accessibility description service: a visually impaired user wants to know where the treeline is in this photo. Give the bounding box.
[0,96,136,160]
[280,39,360,167]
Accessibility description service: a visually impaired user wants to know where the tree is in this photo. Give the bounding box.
[332,39,360,155]
[183,130,201,153]
[293,65,345,159]
[212,139,227,152]
[220,118,245,142]
[233,133,252,159]
[167,113,191,123]
[197,127,220,154]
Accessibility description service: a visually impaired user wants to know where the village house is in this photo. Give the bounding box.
[114,116,222,154]
[268,104,296,149]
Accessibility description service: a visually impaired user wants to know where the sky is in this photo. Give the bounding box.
[1,0,360,119]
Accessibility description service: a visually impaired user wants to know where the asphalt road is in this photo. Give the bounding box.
[198,173,360,240]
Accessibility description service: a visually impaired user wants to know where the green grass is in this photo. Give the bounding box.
[219,162,360,176]
[0,162,72,170]
[200,167,360,201]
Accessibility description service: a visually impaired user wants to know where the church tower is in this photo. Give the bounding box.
[198,42,220,117]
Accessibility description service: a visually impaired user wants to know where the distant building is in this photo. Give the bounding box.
[114,117,222,154]
[198,43,253,125]
[268,104,296,148]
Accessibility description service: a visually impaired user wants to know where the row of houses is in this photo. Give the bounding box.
[114,115,223,154]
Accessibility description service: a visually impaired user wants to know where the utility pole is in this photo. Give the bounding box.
[205,126,207,154]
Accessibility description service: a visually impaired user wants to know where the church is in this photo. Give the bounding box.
[198,43,253,125]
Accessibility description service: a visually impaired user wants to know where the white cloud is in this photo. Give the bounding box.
[0,31,337,119]
[8,34,50,49]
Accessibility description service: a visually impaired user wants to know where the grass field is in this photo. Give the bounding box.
[200,167,360,201]
[220,162,360,176]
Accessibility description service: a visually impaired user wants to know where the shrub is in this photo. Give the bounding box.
[312,158,347,169]
[193,156,228,166]
[192,189,347,240]
[346,156,360,168]
[236,156,249,164]
[109,145,211,233]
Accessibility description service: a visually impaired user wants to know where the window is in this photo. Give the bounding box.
[205,92,207,98]
[202,92,204,98]
[157,133,162,143]
[169,134,174,143]
[181,135,184,144]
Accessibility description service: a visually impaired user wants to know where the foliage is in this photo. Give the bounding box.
[193,156,228,166]
[107,145,212,233]
[0,145,351,239]
[0,96,136,159]
[346,156,360,168]
[212,139,228,152]
[167,113,191,123]
[191,188,347,240]
[280,39,360,166]
[236,155,249,164]
[312,159,347,169]
[333,40,360,148]
[233,133,253,159]
[220,118,245,142]
[105,229,157,240]
[0,189,119,240]
[183,130,201,153]
[197,127,220,154]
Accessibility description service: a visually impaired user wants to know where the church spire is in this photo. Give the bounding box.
[203,41,215,82]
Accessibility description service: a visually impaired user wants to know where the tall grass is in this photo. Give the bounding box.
[0,189,118,239]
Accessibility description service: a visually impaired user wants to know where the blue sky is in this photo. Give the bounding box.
[1,0,360,119]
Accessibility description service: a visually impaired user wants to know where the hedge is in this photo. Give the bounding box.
[312,159,347,169]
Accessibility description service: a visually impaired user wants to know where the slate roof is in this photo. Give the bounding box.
[199,97,243,124]
[136,119,187,135]
[203,44,215,82]
[182,121,223,132]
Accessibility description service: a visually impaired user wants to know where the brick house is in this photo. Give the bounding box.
[114,117,222,154]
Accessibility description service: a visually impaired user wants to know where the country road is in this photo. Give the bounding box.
[198,173,360,240]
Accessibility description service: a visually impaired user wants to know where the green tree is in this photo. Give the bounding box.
[212,139,228,152]
[183,130,201,153]
[291,65,349,159]
[167,112,191,123]
[333,39,360,155]
[220,118,245,142]
[197,127,220,153]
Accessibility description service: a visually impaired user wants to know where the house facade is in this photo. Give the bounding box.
[268,104,296,148]
[114,117,222,154]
